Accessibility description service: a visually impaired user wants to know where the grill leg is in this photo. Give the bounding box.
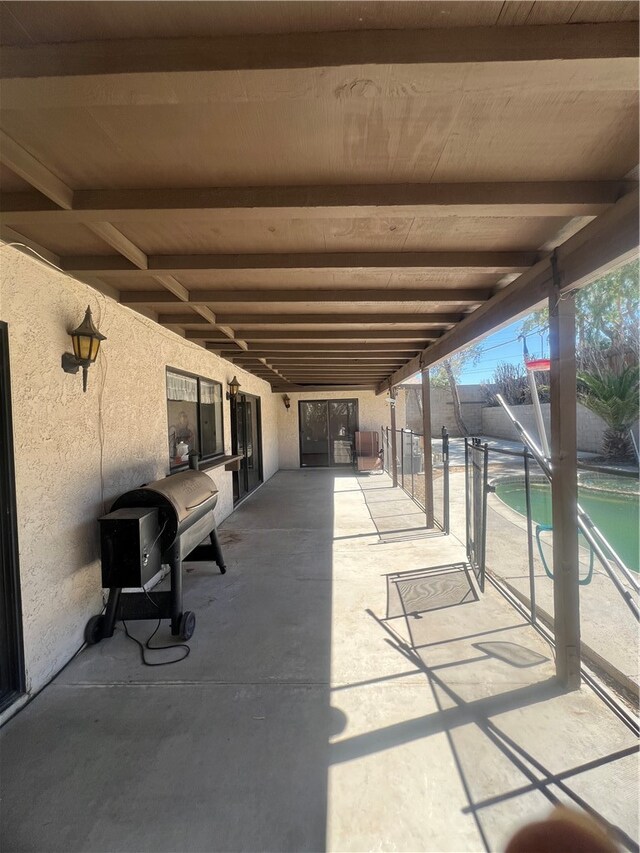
[210,528,227,574]
[168,544,182,636]
[102,587,122,638]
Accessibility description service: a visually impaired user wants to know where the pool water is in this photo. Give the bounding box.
[495,480,640,573]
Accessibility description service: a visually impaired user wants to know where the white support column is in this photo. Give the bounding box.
[421,367,435,527]
[549,262,581,689]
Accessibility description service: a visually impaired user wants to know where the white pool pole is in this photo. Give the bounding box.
[527,367,551,460]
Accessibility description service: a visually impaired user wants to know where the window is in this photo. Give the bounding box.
[166,369,223,469]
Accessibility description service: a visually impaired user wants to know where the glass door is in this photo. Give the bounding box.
[232,393,263,504]
[299,401,329,467]
[328,400,358,466]
[0,322,25,711]
[299,400,358,467]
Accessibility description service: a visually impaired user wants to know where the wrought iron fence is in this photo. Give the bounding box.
[381,425,450,532]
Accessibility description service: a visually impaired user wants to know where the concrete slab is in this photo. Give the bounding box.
[1,470,637,853]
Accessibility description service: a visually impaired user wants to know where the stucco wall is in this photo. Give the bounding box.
[277,389,390,469]
[0,246,279,695]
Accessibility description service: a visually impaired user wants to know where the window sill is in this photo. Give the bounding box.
[201,454,244,472]
[169,453,243,475]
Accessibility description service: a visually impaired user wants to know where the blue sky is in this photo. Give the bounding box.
[456,314,550,385]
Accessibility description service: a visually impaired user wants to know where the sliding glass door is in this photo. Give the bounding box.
[0,322,25,711]
[232,393,263,504]
[299,400,358,467]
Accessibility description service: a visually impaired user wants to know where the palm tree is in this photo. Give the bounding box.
[577,366,639,461]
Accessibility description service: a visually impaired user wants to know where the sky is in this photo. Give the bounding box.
[402,308,552,387]
[456,315,549,384]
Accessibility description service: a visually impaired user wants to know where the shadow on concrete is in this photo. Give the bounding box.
[358,476,445,543]
[386,563,478,619]
[0,468,339,853]
[352,571,639,853]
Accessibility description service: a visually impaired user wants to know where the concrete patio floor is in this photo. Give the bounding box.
[1,470,637,852]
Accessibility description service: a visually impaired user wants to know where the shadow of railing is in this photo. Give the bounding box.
[334,562,639,853]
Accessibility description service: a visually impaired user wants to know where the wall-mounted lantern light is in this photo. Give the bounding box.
[61,305,106,392]
[282,394,291,410]
[226,375,241,400]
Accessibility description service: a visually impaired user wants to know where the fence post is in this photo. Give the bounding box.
[442,426,450,535]
[421,367,434,527]
[400,428,404,489]
[480,442,488,592]
[523,449,537,624]
[464,437,470,559]
[390,391,398,487]
[410,430,415,499]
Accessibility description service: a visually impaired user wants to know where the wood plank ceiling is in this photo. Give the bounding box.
[0,1,638,391]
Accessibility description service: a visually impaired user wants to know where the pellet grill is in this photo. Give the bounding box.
[85,469,227,645]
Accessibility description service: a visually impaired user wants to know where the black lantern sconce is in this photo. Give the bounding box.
[282,394,291,410]
[61,305,106,392]
[226,375,241,400]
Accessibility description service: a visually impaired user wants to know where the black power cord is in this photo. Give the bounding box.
[122,587,190,667]
[121,520,190,666]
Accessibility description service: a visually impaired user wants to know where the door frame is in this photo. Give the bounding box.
[231,392,263,504]
[298,398,359,468]
[0,322,26,711]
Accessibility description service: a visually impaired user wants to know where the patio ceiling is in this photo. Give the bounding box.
[0,1,638,391]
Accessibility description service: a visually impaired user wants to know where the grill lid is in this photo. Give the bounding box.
[138,470,218,524]
[111,470,219,547]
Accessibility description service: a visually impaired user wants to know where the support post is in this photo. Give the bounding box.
[390,389,398,487]
[421,367,435,527]
[549,263,581,689]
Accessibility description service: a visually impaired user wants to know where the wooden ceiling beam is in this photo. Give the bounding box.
[125,290,483,307]
[213,313,461,326]
[272,385,377,392]
[169,288,490,305]
[218,347,420,356]
[1,23,635,82]
[0,133,200,320]
[86,222,148,270]
[218,330,437,342]
[247,345,422,353]
[1,182,631,225]
[0,131,73,210]
[378,188,640,392]
[63,251,537,276]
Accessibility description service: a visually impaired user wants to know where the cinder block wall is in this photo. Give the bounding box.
[403,384,484,437]
[481,403,639,454]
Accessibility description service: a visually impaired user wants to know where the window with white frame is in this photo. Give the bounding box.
[166,369,224,469]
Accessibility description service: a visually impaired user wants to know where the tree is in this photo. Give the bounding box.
[577,366,639,461]
[521,259,639,371]
[429,344,484,436]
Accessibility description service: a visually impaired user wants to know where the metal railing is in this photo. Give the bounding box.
[381,425,450,532]
[464,433,640,693]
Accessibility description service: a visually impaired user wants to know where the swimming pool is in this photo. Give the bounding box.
[494,476,640,573]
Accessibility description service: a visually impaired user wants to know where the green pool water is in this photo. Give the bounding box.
[494,479,640,573]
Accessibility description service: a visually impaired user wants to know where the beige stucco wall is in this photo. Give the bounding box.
[0,246,279,695]
[277,389,390,469]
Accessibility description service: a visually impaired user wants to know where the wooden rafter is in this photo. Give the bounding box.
[0,182,631,225]
[123,288,490,305]
[1,23,636,81]
[198,313,462,327]
[62,252,537,276]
